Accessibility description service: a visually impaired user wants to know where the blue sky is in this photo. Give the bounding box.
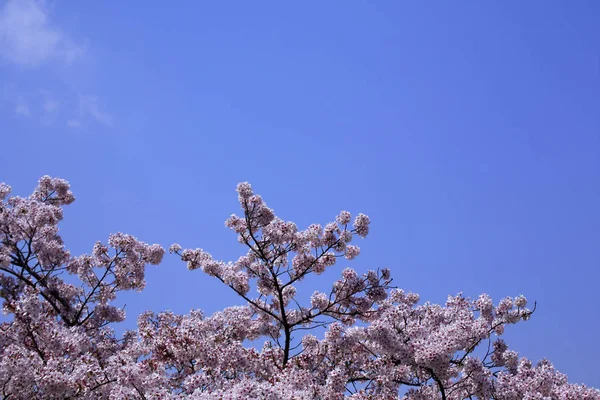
[1,0,599,388]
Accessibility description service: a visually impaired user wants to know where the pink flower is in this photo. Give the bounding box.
[0,177,596,400]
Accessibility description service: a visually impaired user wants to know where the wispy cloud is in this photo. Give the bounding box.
[1,1,113,129]
[66,119,82,129]
[8,91,63,123]
[0,0,85,68]
[15,96,31,117]
[43,98,58,113]
[77,95,113,127]
[40,91,59,124]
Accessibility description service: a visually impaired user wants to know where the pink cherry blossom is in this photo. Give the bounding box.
[0,177,597,399]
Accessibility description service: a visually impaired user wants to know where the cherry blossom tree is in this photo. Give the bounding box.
[0,176,598,399]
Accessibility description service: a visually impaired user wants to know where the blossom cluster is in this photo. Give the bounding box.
[0,177,597,399]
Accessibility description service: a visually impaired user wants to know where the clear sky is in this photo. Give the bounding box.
[1,0,599,388]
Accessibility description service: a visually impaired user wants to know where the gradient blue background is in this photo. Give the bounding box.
[1,1,599,388]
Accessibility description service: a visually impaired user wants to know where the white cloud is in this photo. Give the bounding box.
[0,2,113,129]
[0,0,85,68]
[78,95,113,127]
[66,119,82,128]
[15,96,30,117]
[43,98,58,113]
[39,92,59,125]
